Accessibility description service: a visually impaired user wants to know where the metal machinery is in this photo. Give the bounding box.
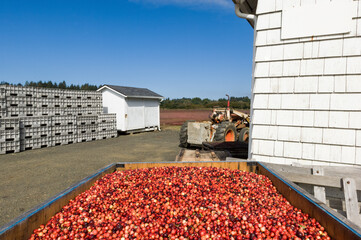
[179,95,250,147]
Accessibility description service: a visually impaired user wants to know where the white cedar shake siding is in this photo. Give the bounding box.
[251,0,361,166]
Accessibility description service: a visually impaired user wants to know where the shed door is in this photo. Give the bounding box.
[126,99,145,130]
[144,99,159,128]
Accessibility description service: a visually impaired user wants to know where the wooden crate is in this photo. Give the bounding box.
[0,161,360,240]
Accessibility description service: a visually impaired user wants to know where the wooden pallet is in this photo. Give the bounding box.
[202,141,248,159]
[263,162,361,227]
[175,149,231,162]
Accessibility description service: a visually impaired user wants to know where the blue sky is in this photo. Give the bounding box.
[0,0,254,99]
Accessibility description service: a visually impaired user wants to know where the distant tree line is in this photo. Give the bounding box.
[0,80,100,91]
[161,97,250,109]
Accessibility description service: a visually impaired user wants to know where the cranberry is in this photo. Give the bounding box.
[29,167,331,240]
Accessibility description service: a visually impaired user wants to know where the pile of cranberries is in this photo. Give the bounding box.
[30,167,330,240]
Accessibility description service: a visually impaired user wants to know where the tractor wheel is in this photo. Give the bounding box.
[179,120,193,148]
[238,127,249,143]
[214,122,237,142]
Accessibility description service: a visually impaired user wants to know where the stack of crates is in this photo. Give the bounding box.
[37,88,64,116]
[0,85,118,154]
[64,90,102,116]
[4,85,37,118]
[0,118,21,154]
[82,91,103,116]
[52,116,77,145]
[0,88,6,118]
[98,114,117,139]
[20,116,53,151]
[63,90,82,116]
[77,116,98,142]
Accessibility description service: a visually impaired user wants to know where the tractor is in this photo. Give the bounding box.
[179,95,250,148]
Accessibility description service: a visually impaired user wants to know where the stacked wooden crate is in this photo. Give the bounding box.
[77,115,98,142]
[0,88,6,118]
[0,118,20,154]
[97,114,117,140]
[4,86,37,118]
[20,116,53,151]
[52,115,77,146]
[0,85,117,154]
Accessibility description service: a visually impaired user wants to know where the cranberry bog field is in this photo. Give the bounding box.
[160,109,250,126]
[160,109,212,126]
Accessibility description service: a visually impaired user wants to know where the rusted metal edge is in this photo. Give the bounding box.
[0,163,117,240]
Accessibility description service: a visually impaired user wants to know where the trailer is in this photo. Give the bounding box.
[0,161,361,240]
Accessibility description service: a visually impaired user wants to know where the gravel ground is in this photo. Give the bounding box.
[0,127,180,228]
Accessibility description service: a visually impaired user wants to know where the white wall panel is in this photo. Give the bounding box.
[347,56,361,74]
[314,111,329,128]
[144,100,160,128]
[318,76,333,93]
[334,76,346,93]
[346,76,361,92]
[343,38,361,56]
[301,127,322,143]
[101,89,126,131]
[283,60,301,76]
[329,111,348,129]
[126,99,145,131]
[274,141,283,156]
[253,78,271,93]
[126,98,160,131]
[319,39,343,58]
[341,146,356,164]
[268,94,281,109]
[269,61,283,77]
[278,126,301,141]
[284,142,302,158]
[309,94,330,110]
[284,43,303,60]
[324,58,347,75]
[256,0,276,14]
[301,111,314,127]
[282,1,352,39]
[323,128,355,146]
[300,59,324,76]
[278,77,294,93]
[302,143,315,160]
[294,77,318,93]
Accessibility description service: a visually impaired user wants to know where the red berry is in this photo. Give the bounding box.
[30,167,330,239]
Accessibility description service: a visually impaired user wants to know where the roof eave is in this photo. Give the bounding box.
[97,85,127,98]
[97,85,163,100]
[127,96,164,100]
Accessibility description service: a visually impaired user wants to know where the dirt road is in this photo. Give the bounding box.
[0,127,180,228]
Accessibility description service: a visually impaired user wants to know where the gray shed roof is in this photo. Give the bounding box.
[99,85,163,99]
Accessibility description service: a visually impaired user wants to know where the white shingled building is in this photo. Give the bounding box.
[234,0,361,166]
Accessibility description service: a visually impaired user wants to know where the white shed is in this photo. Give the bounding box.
[97,85,163,132]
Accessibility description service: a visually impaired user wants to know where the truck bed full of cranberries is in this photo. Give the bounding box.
[30,167,330,240]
